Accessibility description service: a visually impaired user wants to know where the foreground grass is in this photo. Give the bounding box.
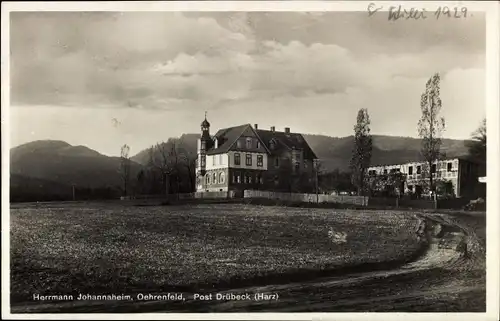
[10,203,422,304]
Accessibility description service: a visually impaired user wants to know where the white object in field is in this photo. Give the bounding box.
[328,229,347,244]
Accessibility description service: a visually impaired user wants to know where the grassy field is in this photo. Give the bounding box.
[10,203,424,305]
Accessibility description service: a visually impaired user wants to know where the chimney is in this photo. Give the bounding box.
[214,137,218,149]
[270,126,275,132]
[284,127,290,134]
[254,124,258,129]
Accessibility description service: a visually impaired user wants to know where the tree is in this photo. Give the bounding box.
[148,139,184,196]
[467,118,486,163]
[418,73,445,194]
[136,169,145,195]
[350,108,373,196]
[120,144,131,197]
[436,179,454,198]
[149,142,173,196]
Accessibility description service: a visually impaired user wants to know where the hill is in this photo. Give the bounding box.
[10,140,143,190]
[303,134,471,172]
[131,134,471,172]
[130,134,199,165]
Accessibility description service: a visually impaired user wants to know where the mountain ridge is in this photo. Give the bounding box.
[9,134,472,201]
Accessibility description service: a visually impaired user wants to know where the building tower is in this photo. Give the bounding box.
[197,112,211,179]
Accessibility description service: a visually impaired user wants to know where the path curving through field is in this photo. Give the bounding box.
[166,212,485,312]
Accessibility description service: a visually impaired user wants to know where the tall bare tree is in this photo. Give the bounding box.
[120,144,131,197]
[178,149,196,192]
[350,108,372,196]
[148,140,181,196]
[418,73,446,194]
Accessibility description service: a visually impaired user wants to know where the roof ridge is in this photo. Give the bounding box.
[224,124,252,153]
[249,124,271,155]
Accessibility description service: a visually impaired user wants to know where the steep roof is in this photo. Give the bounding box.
[256,129,318,160]
[205,124,317,160]
[206,124,249,155]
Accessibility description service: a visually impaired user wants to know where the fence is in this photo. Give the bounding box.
[243,190,369,206]
[176,191,242,200]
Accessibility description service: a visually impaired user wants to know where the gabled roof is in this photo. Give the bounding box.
[205,124,317,160]
[256,129,317,160]
[206,124,249,155]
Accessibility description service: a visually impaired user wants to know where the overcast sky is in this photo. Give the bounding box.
[9,11,486,156]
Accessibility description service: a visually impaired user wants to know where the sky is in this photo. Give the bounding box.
[9,11,486,157]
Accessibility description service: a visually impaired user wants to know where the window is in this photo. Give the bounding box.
[219,154,223,165]
[234,153,241,165]
[447,162,452,172]
[246,138,252,149]
[236,172,241,183]
[246,154,252,166]
[431,164,437,173]
[206,175,210,185]
[237,140,242,148]
[213,155,217,166]
[417,166,421,174]
[201,141,206,150]
[408,166,413,175]
[201,155,206,167]
[256,141,260,149]
[295,162,300,171]
[213,173,217,184]
[269,140,275,150]
[219,172,225,184]
[274,176,279,185]
[248,175,252,184]
[304,161,308,169]
[257,155,263,167]
[260,176,264,184]
[274,157,280,168]
[232,172,237,183]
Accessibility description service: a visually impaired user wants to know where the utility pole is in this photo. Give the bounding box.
[315,159,319,204]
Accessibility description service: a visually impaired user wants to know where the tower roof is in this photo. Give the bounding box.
[201,111,210,127]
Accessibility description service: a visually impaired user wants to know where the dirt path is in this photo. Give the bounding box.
[11,212,485,313]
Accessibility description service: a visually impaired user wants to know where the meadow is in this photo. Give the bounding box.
[10,203,424,305]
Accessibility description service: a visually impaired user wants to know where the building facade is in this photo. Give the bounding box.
[367,157,483,198]
[195,116,318,193]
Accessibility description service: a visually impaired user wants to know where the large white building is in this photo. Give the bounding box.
[367,157,484,198]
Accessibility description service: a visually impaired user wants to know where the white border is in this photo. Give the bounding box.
[2,1,499,320]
